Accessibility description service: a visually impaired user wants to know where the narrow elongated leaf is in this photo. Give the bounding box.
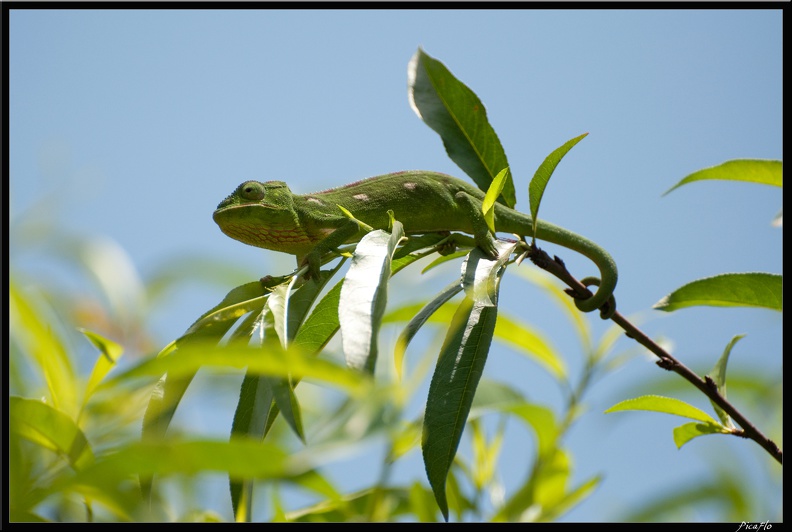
[10,396,94,470]
[423,297,497,521]
[293,279,344,354]
[673,422,730,449]
[421,250,471,274]
[230,371,276,520]
[79,328,124,403]
[143,280,271,439]
[422,243,510,520]
[482,167,510,234]
[707,334,745,427]
[340,224,405,373]
[528,133,588,238]
[394,281,463,379]
[605,395,720,424]
[663,159,782,196]
[408,48,515,207]
[10,283,78,416]
[386,302,564,380]
[108,344,367,396]
[654,272,782,312]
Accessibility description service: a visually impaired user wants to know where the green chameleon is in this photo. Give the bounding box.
[213,171,617,314]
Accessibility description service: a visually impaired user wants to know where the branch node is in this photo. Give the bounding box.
[655,357,675,371]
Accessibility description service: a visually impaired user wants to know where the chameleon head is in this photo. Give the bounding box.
[213,180,306,251]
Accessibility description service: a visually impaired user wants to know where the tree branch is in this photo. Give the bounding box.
[527,244,782,465]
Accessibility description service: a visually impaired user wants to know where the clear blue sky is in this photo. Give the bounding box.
[9,9,782,521]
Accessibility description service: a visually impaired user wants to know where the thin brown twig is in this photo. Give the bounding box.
[527,244,782,465]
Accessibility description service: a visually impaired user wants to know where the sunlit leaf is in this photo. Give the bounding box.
[663,159,782,196]
[482,167,510,234]
[108,344,368,397]
[605,395,720,424]
[79,328,124,404]
[408,48,515,207]
[423,244,511,520]
[10,282,78,415]
[654,272,782,312]
[528,133,588,238]
[10,396,94,470]
[340,224,404,373]
[673,422,730,449]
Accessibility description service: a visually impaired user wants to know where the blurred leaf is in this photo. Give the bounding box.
[109,344,368,397]
[407,48,515,207]
[9,282,78,416]
[605,395,720,425]
[340,224,404,373]
[542,474,602,522]
[622,469,749,521]
[663,159,782,196]
[46,438,324,511]
[10,396,94,470]
[513,268,592,354]
[528,133,588,238]
[654,273,782,312]
[494,315,566,380]
[470,418,504,492]
[79,328,124,406]
[482,167,510,234]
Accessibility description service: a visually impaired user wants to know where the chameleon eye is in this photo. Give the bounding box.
[239,181,266,201]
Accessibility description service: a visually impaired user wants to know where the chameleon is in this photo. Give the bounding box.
[213,171,617,315]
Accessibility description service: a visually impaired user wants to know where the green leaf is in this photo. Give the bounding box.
[707,334,745,428]
[141,280,271,459]
[422,243,509,520]
[420,249,471,274]
[79,328,124,404]
[10,396,94,470]
[230,371,276,521]
[386,301,564,381]
[494,315,566,380]
[394,281,463,380]
[293,279,344,354]
[663,159,782,196]
[673,422,730,449]
[339,224,405,373]
[482,167,510,234]
[654,272,782,312]
[109,344,368,397]
[605,395,720,424]
[422,298,498,521]
[462,241,517,307]
[407,48,515,207]
[10,282,78,416]
[528,132,588,238]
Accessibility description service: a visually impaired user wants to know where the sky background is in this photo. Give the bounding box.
[9,8,782,522]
